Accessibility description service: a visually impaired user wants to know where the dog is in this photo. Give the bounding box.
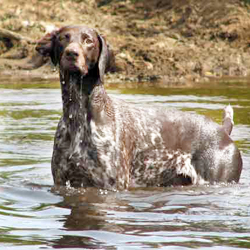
[36,25,242,190]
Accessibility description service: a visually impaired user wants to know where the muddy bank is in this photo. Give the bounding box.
[1,0,250,85]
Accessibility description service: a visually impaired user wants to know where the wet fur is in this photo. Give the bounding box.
[36,25,242,190]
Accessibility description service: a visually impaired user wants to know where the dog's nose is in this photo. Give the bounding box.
[65,49,79,59]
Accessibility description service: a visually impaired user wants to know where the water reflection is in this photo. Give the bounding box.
[0,80,250,249]
[48,185,250,249]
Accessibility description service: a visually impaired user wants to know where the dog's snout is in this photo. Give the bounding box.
[65,44,81,60]
[61,42,88,74]
[65,48,79,59]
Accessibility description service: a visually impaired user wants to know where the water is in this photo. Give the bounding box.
[0,79,250,250]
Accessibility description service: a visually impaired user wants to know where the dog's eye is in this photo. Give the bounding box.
[59,33,70,42]
[64,34,70,40]
[85,38,93,45]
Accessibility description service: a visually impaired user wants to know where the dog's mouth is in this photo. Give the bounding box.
[60,55,88,76]
[59,65,93,97]
[65,64,86,74]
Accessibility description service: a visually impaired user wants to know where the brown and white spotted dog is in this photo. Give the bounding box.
[36,25,242,190]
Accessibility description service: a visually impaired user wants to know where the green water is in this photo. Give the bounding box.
[0,79,249,249]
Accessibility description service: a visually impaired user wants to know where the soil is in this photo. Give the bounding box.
[1,0,250,85]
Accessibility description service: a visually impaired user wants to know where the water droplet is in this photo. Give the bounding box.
[66,181,70,187]
[61,80,65,85]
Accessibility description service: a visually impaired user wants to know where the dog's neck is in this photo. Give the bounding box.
[59,70,109,132]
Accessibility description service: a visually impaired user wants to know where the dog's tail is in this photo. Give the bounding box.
[222,104,234,135]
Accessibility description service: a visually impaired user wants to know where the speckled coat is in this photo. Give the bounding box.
[36,25,242,190]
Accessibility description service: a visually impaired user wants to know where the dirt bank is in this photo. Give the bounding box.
[1,0,250,85]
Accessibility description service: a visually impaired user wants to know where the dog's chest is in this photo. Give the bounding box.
[90,119,117,167]
[64,119,117,186]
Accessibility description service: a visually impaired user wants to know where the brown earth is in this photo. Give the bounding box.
[1,0,250,85]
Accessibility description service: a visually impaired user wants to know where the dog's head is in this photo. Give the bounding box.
[36,25,110,82]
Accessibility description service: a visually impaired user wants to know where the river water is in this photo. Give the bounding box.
[0,79,249,249]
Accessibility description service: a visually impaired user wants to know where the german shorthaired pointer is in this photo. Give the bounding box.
[36,25,242,190]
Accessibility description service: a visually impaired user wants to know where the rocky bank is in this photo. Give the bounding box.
[1,0,250,85]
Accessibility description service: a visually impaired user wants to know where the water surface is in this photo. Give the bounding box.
[0,79,250,249]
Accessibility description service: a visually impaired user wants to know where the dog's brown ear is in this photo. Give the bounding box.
[98,35,109,83]
[36,28,60,66]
